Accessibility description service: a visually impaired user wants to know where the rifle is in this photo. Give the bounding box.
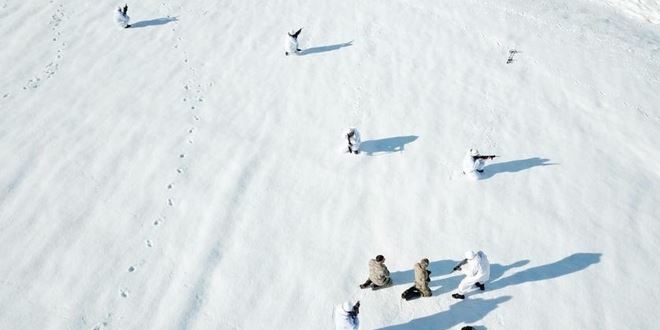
[450,258,468,273]
[474,155,498,160]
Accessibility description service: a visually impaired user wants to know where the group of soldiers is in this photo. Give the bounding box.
[334,251,491,329]
[289,28,499,329]
[285,27,498,330]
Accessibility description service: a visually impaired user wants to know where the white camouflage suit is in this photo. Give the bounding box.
[457,250,490,294]
[114,6,130,28]
[284,30,300,55]
[345,128,361,153]
[462,149,485,174]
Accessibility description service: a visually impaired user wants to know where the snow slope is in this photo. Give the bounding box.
[1,0,659,329]
[593,0,660,24]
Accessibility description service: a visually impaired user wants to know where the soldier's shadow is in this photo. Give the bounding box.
[301,41,353,55]
[488,253,601,291]
[373,296,511,330]
[481,157,558,179]
[130,16,178,29]
[360,135,418,156]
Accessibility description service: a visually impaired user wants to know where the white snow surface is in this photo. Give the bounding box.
[593,0,660,23]
[1,0,659,329]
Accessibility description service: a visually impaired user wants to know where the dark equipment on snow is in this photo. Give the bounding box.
[473,155,498,161]
[288,28,302,39]
[401,286,423,300]
[507,49,518,64]
[401,270,431,301]
[359,279,391,290]
[351,301,360,315]
[451,258,468,273]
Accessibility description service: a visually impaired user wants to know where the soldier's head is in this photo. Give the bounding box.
[421,258,429,267]
[375,255,385,263]
[465,250,477,260]
[341,301,353,313]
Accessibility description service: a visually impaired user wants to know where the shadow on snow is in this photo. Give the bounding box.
[360,135,418,156]
[301,41,353,55]
[480,157,558,179]
[130,16,178,29]
[373,296,511,330]
[378,254,600,329]
[488,253,601,291]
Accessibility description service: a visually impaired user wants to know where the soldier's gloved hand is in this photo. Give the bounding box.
[453,266,461,271]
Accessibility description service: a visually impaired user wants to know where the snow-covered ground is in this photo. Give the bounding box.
[1,0,659,329]
[595,0,660,24]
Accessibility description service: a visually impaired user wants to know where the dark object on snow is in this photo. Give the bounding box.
[288,28,302,39]
[347,131,355,153]
[476,282,485,291]
[452,258,468,272]
[401,286,423,300]
[507,49,518,64]
[351,301,360,315]
[122,4,128,16]
[461,327,476,330]
[452,293,465,299]
[473,155,498,161]
[359,279,391,290]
